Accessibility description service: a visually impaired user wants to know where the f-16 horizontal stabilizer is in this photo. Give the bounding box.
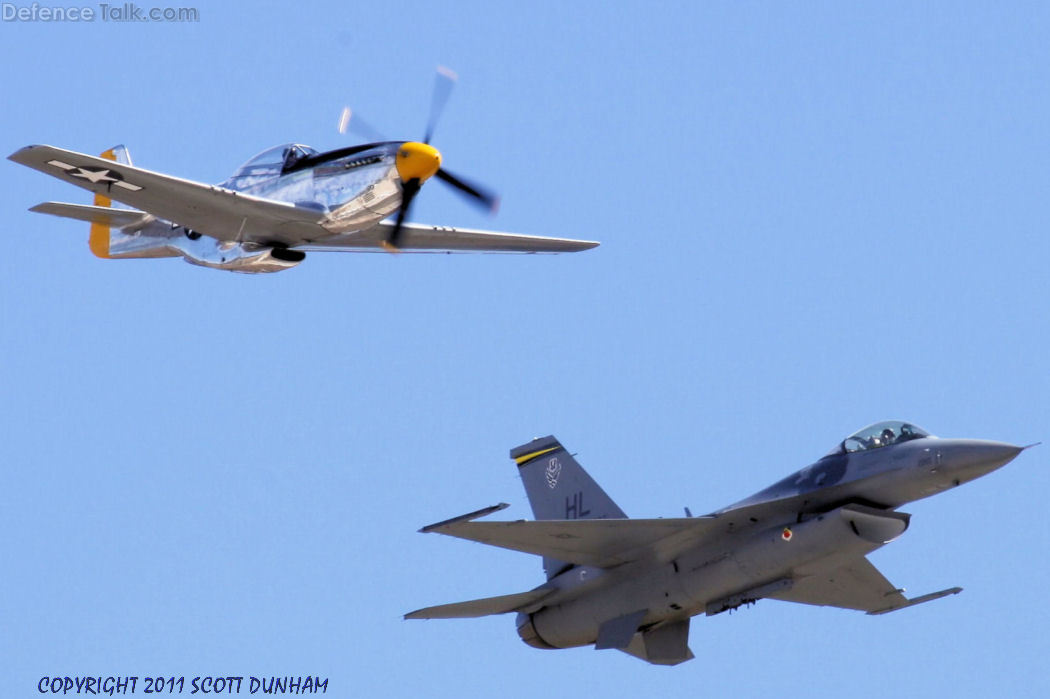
[404,588,552,620]
[419,503,509,533]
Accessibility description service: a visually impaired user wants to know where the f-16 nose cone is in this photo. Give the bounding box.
[965,441,1024,471]
[939,440,1025,481]
[396,142,442,182]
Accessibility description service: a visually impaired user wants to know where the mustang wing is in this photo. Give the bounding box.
[9,145,325,245]
[768,556,962,614]
[296,220,599,254]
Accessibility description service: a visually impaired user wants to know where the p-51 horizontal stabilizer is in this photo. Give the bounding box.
[30,202,151,228]
[404,588,553,620]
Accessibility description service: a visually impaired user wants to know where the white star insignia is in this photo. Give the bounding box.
[70,167,118,184]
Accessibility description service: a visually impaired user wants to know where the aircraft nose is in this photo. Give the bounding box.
[396,142,442,182]
[936,440,1026,481]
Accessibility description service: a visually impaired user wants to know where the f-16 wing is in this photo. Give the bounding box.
[297,220,599,254]
[767,556,962,614]
[9,145,326,246]
[420,496,826,570]
[420,510,723,568]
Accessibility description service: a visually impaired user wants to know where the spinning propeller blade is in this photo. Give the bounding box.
[343,67,498,251]
[383,178,421,251]
[424,66,458,144]
[436,168,500,213]
[337,106,387,143]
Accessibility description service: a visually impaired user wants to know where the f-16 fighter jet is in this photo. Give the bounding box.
[407,421,1032,665]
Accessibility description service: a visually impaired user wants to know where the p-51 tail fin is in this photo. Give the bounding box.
[29,144,179,261]
[510,436,626,578]
[88,144,132,258]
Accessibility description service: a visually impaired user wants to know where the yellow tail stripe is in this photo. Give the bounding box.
[88,147,117,259]
[513,446,559,466]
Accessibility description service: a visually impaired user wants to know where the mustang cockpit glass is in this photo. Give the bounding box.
[224,144,318,190]
[281,144,317,172]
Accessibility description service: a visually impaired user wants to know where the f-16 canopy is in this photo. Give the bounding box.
[827,420,933,456]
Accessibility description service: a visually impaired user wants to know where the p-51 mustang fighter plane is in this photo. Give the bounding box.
[408,421,1033,666]
[8,140,597,273]
[9,71,596,272]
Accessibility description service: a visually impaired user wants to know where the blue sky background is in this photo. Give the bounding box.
[2,1,1049,696]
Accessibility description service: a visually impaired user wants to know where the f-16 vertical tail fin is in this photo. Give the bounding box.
[510,436,627,578]
[88,145,132,258]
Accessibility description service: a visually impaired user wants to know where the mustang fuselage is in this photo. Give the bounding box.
[85,142,408,273]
